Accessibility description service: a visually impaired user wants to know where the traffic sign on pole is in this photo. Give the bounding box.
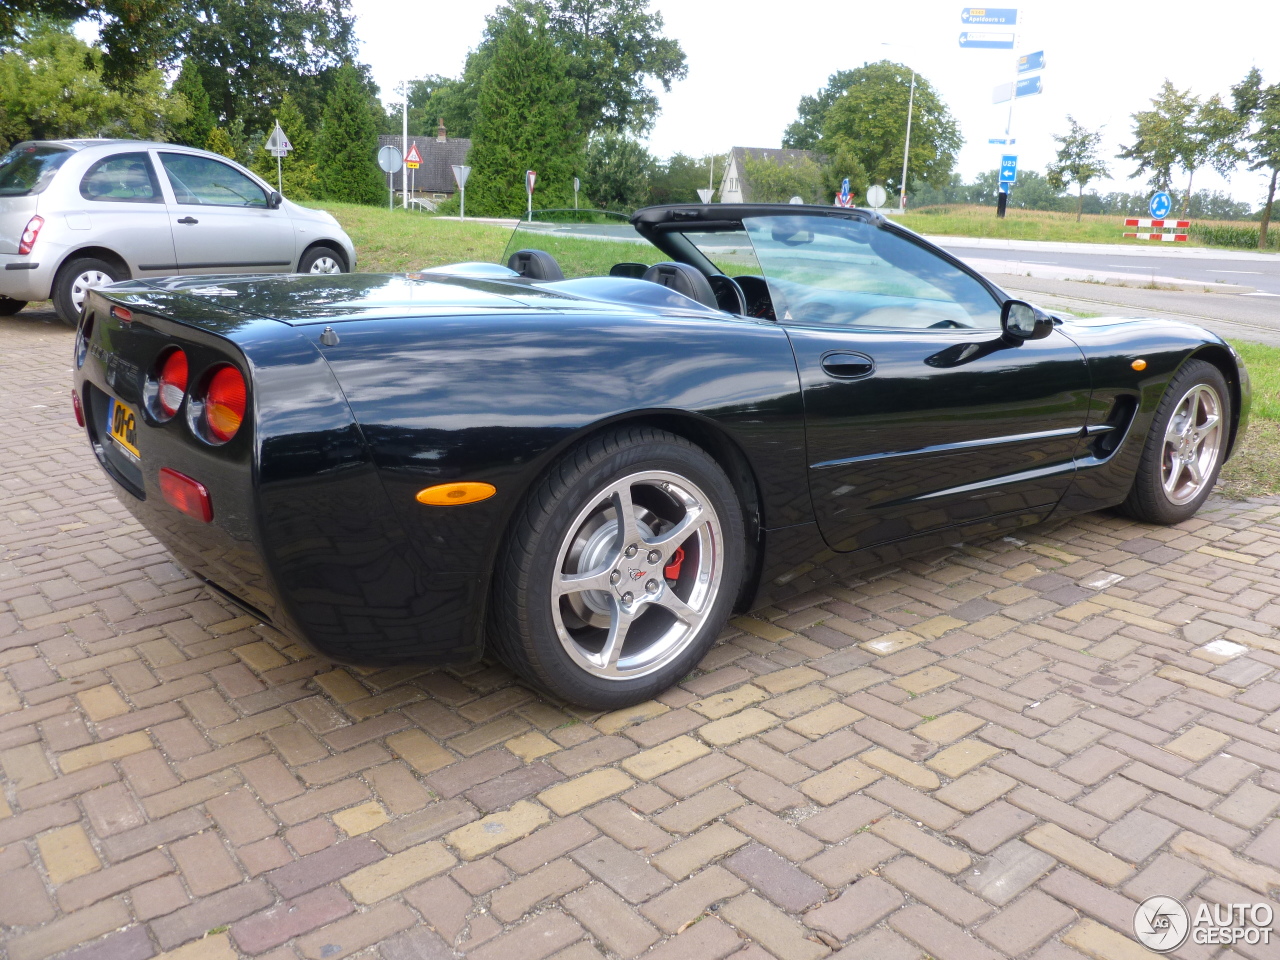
[696,188,713,203]
[526,170,536,222]
[999,155,1018,184]
[1017,50,1046,73]
[264,121,292,157]
[992,76,1043,103]
[988,137,1017,145]
[573,176,580,210]
[959,31,1015,49]
[961,7,1017,24]
[1149,191,1173,219]
[404,142,422,169]
[451,164,470,220]
[377,145,401,210]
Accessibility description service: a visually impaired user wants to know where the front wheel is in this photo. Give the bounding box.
[298,246,347,274]
[490,427,746,709]
[1120,359,1231,525]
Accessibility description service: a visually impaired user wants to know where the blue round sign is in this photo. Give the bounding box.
[1149,191,1172,219]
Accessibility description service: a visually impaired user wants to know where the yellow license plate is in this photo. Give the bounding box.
[107,397,140,459]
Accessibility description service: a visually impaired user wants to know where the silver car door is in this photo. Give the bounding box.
[155,151,295,275]
[75,151,179,276]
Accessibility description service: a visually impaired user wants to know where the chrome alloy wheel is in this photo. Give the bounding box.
[551,470,723,680]
[1162,383,1223,505]
[70,270,112,312]
[308,255,343,274]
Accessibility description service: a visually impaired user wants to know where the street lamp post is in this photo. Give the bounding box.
[899,69,915,211]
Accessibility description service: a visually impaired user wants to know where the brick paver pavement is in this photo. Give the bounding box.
[4,309,1280,960]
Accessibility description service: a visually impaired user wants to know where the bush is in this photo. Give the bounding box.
[1188,223,1280,249]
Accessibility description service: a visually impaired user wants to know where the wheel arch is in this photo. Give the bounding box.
[475,409,768,655]
[1187,344,1245,458]
[53,245,132,288]
[298,240,348,272]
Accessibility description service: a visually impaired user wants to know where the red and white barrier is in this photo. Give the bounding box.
[1124,219,1191,228]
[1122,218,1190,242]
[1123,232,1189,242]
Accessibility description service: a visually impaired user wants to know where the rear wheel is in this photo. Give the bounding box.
[490,427,745,708]
[0,297,26,316]
[299,245,346,274]
[1120,359,1230,525]
[53,257,122,327]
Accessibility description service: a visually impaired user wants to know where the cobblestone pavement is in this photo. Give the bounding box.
[5,309,1280,960]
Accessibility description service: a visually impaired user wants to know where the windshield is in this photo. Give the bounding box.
[743,215,1001,330]
[0,143,73,197]
[499,214,655,279]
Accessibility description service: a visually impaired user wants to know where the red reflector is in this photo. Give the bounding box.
[111,306,133,322]
[159,468,212,522]
[71,389,84,427]
[157,350,188,417]
[205,366,246,442]
[18,215,43,256]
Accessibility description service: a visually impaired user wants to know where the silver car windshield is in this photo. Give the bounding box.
[499,214,654,279]
[0,143,73,197]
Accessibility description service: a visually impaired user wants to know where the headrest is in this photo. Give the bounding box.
[640,262,717,309]
[507,249,565,281]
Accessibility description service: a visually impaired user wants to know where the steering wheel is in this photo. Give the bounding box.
[734,275,775,320]
[707,274,747,315]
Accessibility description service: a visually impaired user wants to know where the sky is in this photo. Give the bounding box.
[355,0,1280,206]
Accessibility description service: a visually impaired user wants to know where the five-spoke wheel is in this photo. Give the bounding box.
[492,427,744,708]
[1122,359,1231,524]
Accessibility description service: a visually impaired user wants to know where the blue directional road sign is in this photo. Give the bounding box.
[1000,155,1018,184]
[1149,191,1173,219]
[988,137,1017,145]
[961,7,1018,24]
[993,76,1043,103]
[959,31,1015,49]
[1017,50,1046,73]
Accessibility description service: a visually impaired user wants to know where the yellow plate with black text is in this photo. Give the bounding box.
[107,397,140,460]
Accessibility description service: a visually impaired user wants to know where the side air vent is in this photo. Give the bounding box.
[1087,395,1139,458]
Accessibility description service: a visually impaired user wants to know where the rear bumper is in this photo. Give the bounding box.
[0,253,55,300]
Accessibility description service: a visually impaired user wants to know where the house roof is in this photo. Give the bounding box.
[378,135,472,193]
[726,146,817,168]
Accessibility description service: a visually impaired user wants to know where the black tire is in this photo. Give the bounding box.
[53,257,122,327]
[0,297,26,316]
[490,426,746,709]
[298,245,347,274]
[1120,359,1231,525]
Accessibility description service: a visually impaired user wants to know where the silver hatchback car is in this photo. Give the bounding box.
[0,139,357,324]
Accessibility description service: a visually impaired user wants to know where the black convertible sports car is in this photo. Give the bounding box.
[73,204,1251,708]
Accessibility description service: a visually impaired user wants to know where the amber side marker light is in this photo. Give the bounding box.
[416,482,497,506]
[1132,359,1148,371]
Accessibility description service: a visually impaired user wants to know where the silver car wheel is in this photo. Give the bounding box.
[551,469,724,680]
[308,256,343,274]
[1161,383,1224,505]
[70,270,112,312]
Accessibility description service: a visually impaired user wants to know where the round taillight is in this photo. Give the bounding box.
[205,366,246,442]
[157,350,188,417]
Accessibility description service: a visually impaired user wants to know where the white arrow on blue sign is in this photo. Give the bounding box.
[961,7,1017,24]
[1017,50,1046,73]
[959,31,1015,49]
[1149,192,1173,219]
[992,76,1043,103]
[1000,155,1018,184]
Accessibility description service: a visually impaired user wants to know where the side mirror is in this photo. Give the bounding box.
[268,191,283,209]
[1001,299,1053,341]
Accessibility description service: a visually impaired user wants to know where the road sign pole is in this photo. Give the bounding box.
[402,86,409,210]
[276,155,282,194]
[899,69,915,211]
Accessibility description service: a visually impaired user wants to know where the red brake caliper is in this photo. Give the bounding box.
[663,547,686,581]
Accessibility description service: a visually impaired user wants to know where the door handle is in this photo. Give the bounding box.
[177,216,199,225]
[821,352,875,379]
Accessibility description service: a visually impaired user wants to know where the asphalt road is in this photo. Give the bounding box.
[936,239,1280,296]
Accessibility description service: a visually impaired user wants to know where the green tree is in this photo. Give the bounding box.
[250,93,318,199]
[204,126,234,159]
[467,14,584,216]
[819,61,961,196]
[0,20,186,149]
[1176,94,1245,214]
[583,132,655,210]
[1233,67,1280,247]
[740,152,825,204]
[783,69,857,150]
[1047,116,1110,221]
[316,62,384,205]
[1118,80,1194,193]
[817,140,868,206]
[169,58,215,148]
[403,74,476,139]
[648,152,721,204]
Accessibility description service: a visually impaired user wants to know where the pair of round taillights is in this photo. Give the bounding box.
[153,349,246,443]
